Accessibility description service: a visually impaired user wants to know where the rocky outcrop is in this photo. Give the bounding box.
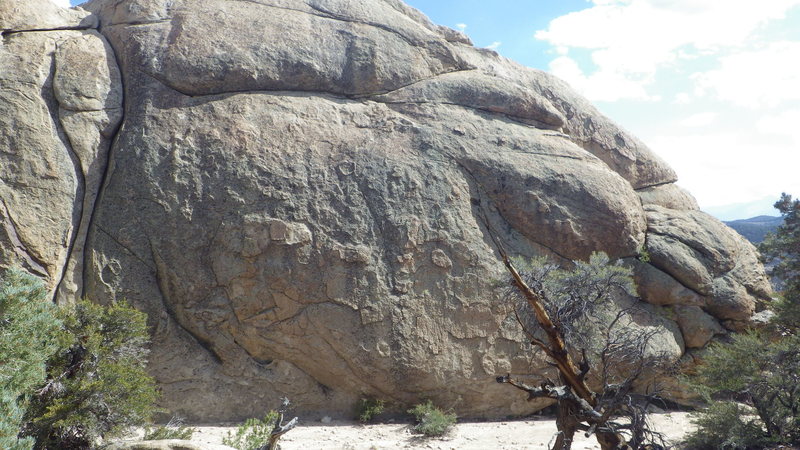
[0,0,771,420]
[0,0,122,303]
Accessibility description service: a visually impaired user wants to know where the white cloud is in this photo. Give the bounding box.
[535,0,800,211]
[692,42,800,108]
[673,92,691,104]
[485,41,502,50]
[548,56,658,102]
[678,112,717,127]
[456,23,467,32]
[648,132,800,207]
[538,0,800,52]
[49,0,70,7]
[756,108,800,143]
[535,0,800,101]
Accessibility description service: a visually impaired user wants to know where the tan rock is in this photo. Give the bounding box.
[1,0,772,421]
[672,305,725,348]
[374,71,566,129]
[637,183,699,210]
[0,3,120,302]
[0,0,96,32]
[53,30,123,303]
[89,0,471,97]
[630,260,706,307]
[644,206,769,322]
[0,30,80,289]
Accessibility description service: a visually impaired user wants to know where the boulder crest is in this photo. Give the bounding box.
[0,0,771,420]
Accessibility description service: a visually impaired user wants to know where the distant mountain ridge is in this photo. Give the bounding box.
[724,215,783,244]
[702,195,779,221]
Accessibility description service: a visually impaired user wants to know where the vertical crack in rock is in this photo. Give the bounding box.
[50,29,125,303]
[42,48,86,302]
[76,41,126,301]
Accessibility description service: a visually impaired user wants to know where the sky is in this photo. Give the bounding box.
[60,0,800,220]
[403,0,800,220]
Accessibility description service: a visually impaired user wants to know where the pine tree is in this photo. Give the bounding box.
[22,300,159,449]
[0,269,62,450]
[760,192,800,331]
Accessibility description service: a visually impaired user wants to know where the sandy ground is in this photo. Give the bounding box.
[177,412,694,449]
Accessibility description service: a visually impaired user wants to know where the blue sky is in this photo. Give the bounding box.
[405,0,800,219]
[62,0,800,219]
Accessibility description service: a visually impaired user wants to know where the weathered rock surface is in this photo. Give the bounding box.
[637,184,699,211]
[644,205,771,322]
[672,305,725,348]
[0,0,771,420]
[0,8,121,303]
[0,0,96,32]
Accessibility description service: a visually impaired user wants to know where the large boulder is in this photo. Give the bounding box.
[0,0,771,420]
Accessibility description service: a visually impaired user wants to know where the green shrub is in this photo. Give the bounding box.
[356,398,385,423]
[407,400,456,437]
[637,245,651,263]
[684,402,773,449]
[0,269,62,450]
[222,411,279,450]
[683,332,800,448]
[21,299,160,449]
[142,417,195,441]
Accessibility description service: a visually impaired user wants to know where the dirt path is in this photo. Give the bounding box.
[184,412,694,449]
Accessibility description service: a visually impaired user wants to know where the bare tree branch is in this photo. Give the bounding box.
[264,397,298,450]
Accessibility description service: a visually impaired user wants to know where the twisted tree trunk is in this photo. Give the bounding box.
[499,249,625,450]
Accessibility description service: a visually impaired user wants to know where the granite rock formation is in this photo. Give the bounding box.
[0,0,771,420]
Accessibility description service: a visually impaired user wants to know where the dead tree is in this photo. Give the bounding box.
[262,397,298,450]
[494,246,671,450]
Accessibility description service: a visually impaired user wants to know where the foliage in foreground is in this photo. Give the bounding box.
[0,269,62,450]
[683,332,800,448]
[21,298,159,449]
[683,193,800,449]
[222,411,279,450]
[356,397,386,423]
[407,400,456,437]
[684,401,777,449]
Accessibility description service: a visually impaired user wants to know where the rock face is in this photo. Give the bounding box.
[0,0,771,420]
[0,0,122,303]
